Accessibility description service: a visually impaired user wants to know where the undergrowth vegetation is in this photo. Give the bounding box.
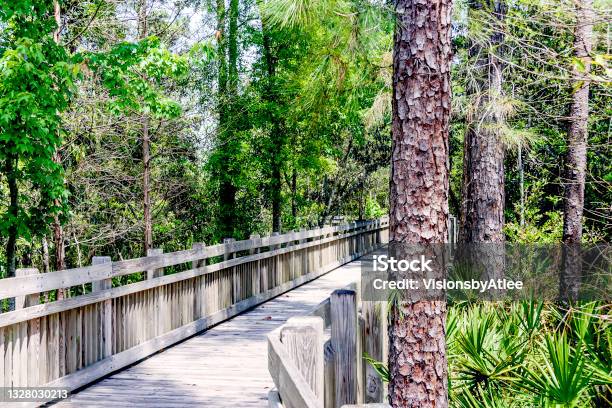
[366,300,611,406]
[447,301,611,407]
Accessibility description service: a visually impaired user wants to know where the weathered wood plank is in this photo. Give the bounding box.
[324,337,336,408]
[0,225,386,323]
[92,256,113,359]
[361,301,385,403]
[280,316,324,405]
[268,329,322,408]
[0,264,112,300]
[331,289,358,407]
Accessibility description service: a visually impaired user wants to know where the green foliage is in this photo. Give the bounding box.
[87,37,188,118]
[365,301,611,406]
[0,0,78,274]
[521,332,592,406]
[448,302,611,407]
[363,352,389,383]
[504,181,564,244]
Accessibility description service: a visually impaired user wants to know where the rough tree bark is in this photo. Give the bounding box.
[460,0,507,292]
[388,0,452,406]
[460,0,506,244]
[561,0,593,302]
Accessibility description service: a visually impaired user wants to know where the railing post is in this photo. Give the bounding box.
[146,248,163,280]
[271,232,280,286]
[92,256,113,358]
[360,301,385,403]
[15,268,40,387]
[249,234,261,295]
[224,238,237,302]
[261,234,270,292]
[192,243,206,269]
[15,268,39,310]
[288,230,295,281]
[324,338,336,408]
[331,289,358,407]
[192,243,206,319]
[280,316,325,405]
[299,228,307,277]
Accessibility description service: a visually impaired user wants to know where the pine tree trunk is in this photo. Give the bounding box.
[291,168,297,220]
[561,0,593,302]
[460,0,506,244]
[563,0,592,244]
[271,163,282,232]
[388,0,452,406]
[459,1,507,294]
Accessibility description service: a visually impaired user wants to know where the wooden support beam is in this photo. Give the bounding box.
[146,248,163,280]
[324,338,336,408]
[192,243,206,319]
[15,268,39,310]
[331,289,358,407]
[92,257,112,358]
[360,301,385,403]
[249,234,261,295]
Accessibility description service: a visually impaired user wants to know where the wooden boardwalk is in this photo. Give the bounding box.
[56,256,364,407]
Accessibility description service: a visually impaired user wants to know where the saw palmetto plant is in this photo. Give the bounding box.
[366,299,611,406]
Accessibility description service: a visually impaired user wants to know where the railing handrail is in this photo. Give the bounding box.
[0,218,389,303]
[0,220,387,328]
[0,216,390,405]
[267,263,389,407]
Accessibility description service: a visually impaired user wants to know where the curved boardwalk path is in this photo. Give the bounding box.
[56,256,364,407]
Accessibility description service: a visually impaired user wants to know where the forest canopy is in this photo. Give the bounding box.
[0,0,609,285]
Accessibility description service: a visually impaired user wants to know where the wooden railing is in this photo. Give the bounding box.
[267,216,457,408]
[267,279,390,408]
[0,218,389,402]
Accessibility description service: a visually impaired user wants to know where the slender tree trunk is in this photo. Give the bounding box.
[137,0,153,252]
[518,140,524,226]
[42,236,50,274]
[459,1,506,298]
[271,163,282,232]
[563,0,593,244]
[5,153,18,311]
[42,235,51,302]
[388,0,452,406]
[561,0,593,302]
[257,0,284,233]
[291,168,297,220]
[143,118,152,251]
[217,0,239,238]
[52,2,66,300]
[228,0,238,95]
